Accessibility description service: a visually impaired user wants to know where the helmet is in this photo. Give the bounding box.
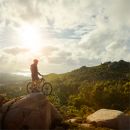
[33,59,39,63]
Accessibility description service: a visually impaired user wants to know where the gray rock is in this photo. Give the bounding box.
[0,93,62,130]
[86,109,130,130]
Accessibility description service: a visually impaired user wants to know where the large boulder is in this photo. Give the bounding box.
[86,109,130,130]
[0,93,62,130]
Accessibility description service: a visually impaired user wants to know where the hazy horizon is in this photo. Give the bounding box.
[0,0,130,74]
[0,59,128,77]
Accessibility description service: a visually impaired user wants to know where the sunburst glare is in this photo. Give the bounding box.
[18,24,43,53]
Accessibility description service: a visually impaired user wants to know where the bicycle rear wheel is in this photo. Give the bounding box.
[42,82,52,96]
[26,82,33,94]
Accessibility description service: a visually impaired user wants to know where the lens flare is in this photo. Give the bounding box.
[19,24,42,53]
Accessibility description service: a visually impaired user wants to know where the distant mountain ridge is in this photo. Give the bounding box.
[46,60,130,83]
[45,60,130,109]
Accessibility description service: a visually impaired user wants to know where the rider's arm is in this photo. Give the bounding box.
[38,72,42,76]
[36,65,42,76]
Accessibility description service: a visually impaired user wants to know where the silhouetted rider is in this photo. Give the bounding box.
[30,59,42,81]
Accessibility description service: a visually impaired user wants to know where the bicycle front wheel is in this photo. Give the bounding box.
[42,82,52,96]
[26,82,33,94]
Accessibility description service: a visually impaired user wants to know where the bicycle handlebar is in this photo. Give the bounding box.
[41,75,45,80]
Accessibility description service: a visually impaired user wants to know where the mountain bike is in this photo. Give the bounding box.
[26,76,52,96]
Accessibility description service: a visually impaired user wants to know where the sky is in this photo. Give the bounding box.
[0,0,130,75]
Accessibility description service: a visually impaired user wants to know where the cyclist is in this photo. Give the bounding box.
[27,59,52,94]
[30,59,42,82]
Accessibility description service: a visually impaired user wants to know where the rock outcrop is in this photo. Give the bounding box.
[0,93,62,130]
[86,109,130,130]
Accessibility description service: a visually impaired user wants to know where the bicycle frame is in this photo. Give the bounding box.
[32,77,45,87]
[27,76,52,95]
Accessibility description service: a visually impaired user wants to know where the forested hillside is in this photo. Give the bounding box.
[45,60,130,118]
[0,60,130,118]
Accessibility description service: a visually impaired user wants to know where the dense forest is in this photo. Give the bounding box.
[0,60,130,118]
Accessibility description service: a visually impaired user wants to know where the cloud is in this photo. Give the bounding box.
[103,0,130,26]
[0,0,130,29]
[0,0,99,28]
[3,47,29,55]
[0,52,18,72]
[78,25,130,62]
[0,0,130,74]
[77,0,130,63]
[103,39,130,61]
[41,46,59,56]
[47,51,72,64]
[0,53,9,64]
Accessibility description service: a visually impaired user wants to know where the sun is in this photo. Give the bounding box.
[18,24,42,53]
